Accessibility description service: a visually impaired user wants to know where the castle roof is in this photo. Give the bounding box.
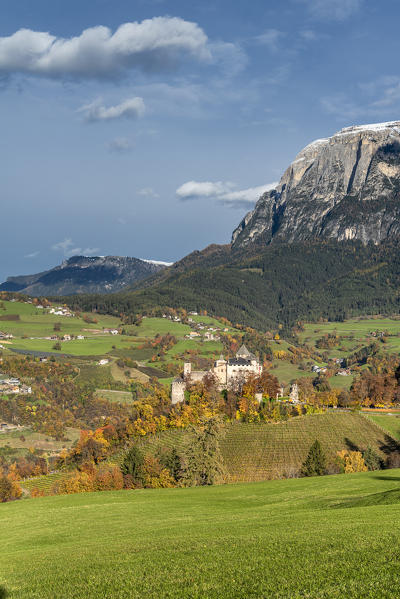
[228,357,253,366]
[236,344,256,361]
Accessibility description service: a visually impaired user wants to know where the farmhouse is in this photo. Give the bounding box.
[171,345,262,404]
[0,332,13,340]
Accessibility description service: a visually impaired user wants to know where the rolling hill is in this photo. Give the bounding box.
[2,469,400,598]
[138,413,396,482]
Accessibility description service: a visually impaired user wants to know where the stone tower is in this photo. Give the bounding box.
[171,378,185,405]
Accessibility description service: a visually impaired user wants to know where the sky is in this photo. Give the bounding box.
[1,0,400,280]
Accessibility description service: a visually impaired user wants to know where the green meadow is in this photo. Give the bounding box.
[367,413,400,441]
[2,470,400,598]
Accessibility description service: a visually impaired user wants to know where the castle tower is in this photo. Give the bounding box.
[290,383,299,403]
[212,355,227,388]
[183,363,192,377]
[171,378,185,405]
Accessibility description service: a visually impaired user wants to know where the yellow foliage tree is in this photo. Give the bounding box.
[337,450,368,473]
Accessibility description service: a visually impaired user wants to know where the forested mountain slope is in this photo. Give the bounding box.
[63,240,400,330]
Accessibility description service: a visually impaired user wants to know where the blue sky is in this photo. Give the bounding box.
[1,0,400,280]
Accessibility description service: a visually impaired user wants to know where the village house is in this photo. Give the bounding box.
[0,332,13,340]
[204,332,220,341]
[186,331,201,339]
[336,369,351,377]
[0,377,32,395]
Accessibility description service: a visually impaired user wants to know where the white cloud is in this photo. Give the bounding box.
[80,97,145,122]
[255,29,285,51]
[52,238,74,253]
[51,238,99,257]
[138,187,159,198]
[24,251,39,258]
[176,180,236,199]
[299,0,363,20]
[0,17,210,80]
[176,180,278,208]
[107,137,133,153]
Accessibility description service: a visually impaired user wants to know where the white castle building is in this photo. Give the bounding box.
[171,345,262,404]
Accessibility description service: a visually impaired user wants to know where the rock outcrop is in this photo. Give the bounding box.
[232,121,400,247]
[0,255,169,296]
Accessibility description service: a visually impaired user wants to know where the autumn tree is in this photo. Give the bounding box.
[0,476,22,502]
[337,450,368,473]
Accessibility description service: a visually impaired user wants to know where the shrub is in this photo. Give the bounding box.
[363,446,383,471]
[0,476,22,502]
[142,456,175,489]
[386,452,400,469]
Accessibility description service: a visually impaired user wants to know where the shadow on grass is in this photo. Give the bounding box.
[332,487,400,509]
[344,438,360,452]
[0,586,8,598]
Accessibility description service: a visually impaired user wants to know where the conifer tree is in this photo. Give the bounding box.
[120,446,145,485]
[301,440,326,477]
[363,446,382,471]
[181,418,225,486]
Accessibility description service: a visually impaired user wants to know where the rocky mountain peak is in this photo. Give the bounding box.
[232,120,400,247]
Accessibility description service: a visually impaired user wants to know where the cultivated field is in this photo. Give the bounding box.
[2,470,400,598]
[140,413,393,482]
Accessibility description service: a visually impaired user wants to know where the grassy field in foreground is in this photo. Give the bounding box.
[2,470,400,598]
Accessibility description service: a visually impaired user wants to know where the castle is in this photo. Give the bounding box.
[171,345,262,404]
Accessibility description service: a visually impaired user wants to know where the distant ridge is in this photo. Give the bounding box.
[0,255,170,296]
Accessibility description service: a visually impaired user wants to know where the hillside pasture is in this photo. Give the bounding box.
[299,317,400,358]
[0,427,79,452]
[2,470,400,598]
[0,301,121,338]
[367,413,400,441]
[95,389,134,404]
[134,317,191,338]
[7,335,140,357]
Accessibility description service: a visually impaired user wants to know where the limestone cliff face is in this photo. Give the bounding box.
[232,121,400,247]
